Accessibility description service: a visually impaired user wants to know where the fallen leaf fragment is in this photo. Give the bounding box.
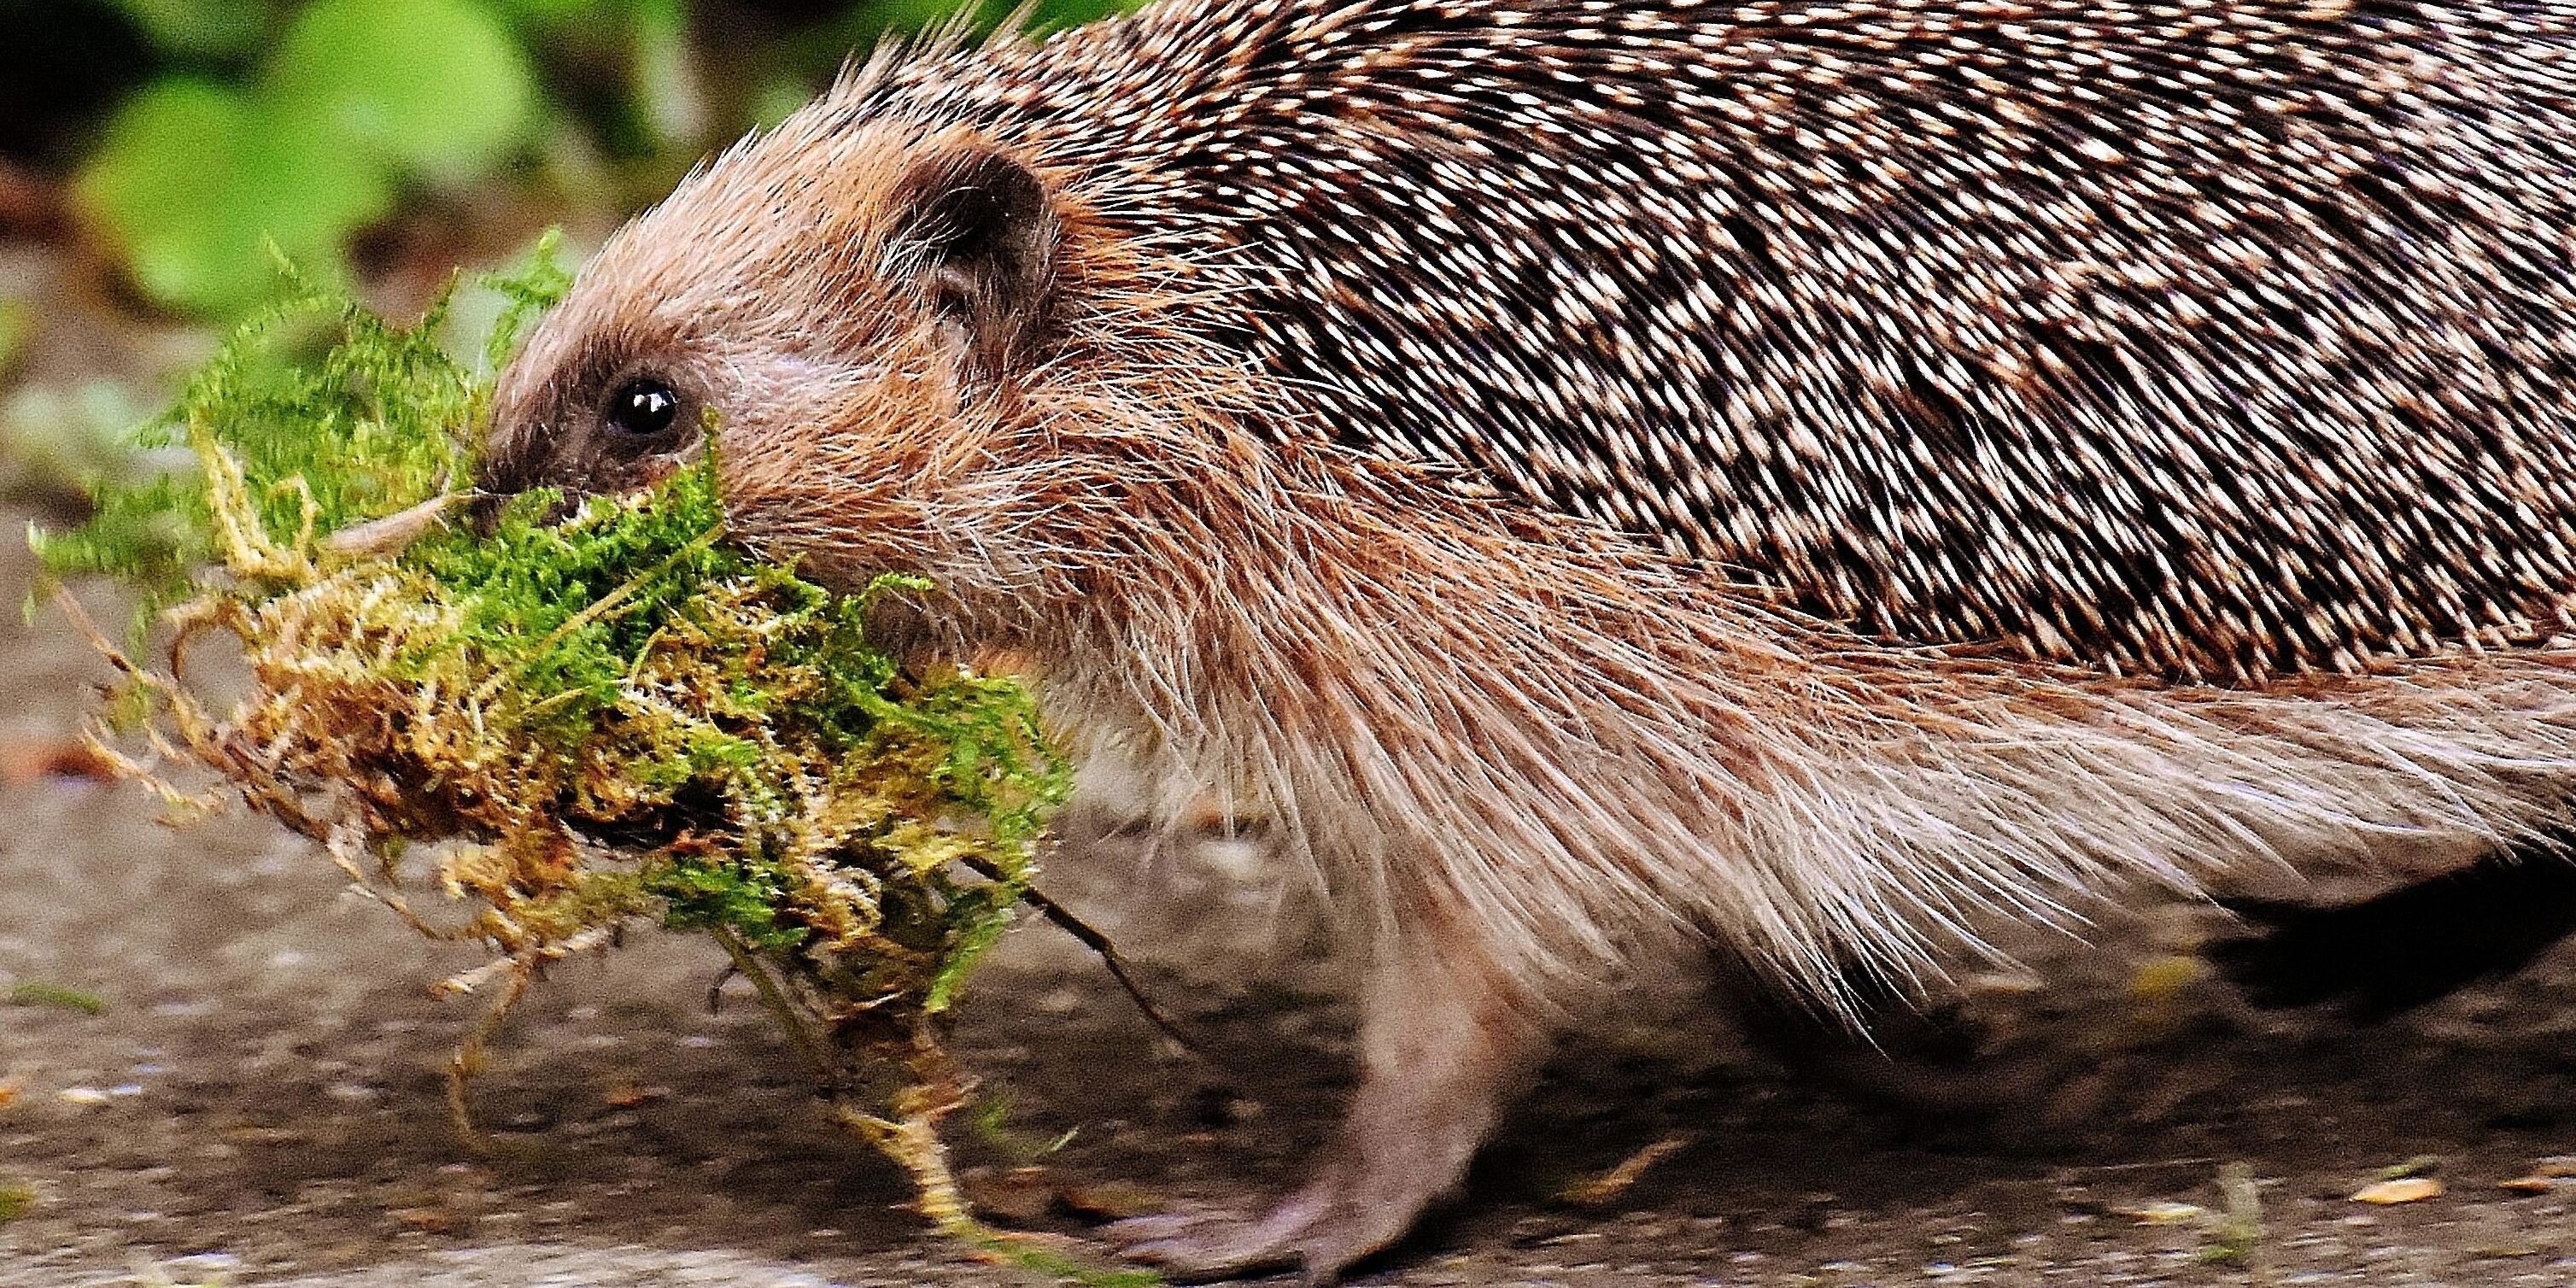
[0,1086,18,1109]
[2351,1177,2443,1204]
[1559,1133,1697,1209]
[2497,1176,2558,1194]
[2119,1201,2206,1225]
[389,1205,456,1232]
[220,1125,306,1145]
[8,982,106,1015]
[2128,956,2202,1004]
[601,1081,668,1108]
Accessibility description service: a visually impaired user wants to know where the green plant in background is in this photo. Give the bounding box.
[0,302,30,376]
[28,251,1149,1280]
[62,0,1148,319]
[76,0,540,314]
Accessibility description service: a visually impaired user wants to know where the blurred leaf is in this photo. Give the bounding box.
[747,76,817,131]
[107,0,271,57]
[0,300,28,378]
[629,0,706,148]
[900,0,1145,37]
[1022,0,1145,33]
[6,981,108,1015]
[872,0,981,32]
[74,77,393,314]
[486,0,611,23]
[266,0,540,182]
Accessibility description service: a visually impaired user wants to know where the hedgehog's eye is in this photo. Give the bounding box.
[604,378,681,438]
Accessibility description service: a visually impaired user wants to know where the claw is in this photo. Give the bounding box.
[1103,1204,1308,1280]
[1098,1210,1209,1246]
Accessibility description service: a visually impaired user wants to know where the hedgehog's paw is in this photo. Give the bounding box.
[1107,910,1546,1281]
[1102,1175,1385,1284]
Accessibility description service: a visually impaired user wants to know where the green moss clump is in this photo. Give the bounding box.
[35,246,1107,1274]
[34,258,487,607]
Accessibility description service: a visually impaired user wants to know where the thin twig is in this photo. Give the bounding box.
[705,959,741,1014]
[968,859,1208,1060]
[711,928,838,1087]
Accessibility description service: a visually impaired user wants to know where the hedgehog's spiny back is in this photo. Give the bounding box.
[852,0,2576,685]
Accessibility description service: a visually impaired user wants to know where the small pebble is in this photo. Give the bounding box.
[57,1086,110,1106]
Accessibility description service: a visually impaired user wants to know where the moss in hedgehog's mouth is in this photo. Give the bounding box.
[29,254,1144,1281]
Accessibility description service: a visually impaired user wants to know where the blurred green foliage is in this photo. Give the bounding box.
[0,302,27,375]
[37,0,1142,317]
[79,74,401,314]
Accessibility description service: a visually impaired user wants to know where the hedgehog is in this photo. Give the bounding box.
[479,0,2576,1277]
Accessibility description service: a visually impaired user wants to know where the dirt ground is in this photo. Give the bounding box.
[6,240,2576,1287]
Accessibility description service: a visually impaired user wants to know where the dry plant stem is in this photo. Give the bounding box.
[435,925,622,1152]
[324,825,448,946]
[446,964,535,1156]
[706,932,984,1243]
[871,1106,978,1239]
[324,493,466,556]
[715,934,1087,1274]
[437,926,625,998]
[834,1040,988,1246]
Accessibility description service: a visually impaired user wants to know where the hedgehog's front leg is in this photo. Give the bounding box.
[1107,910,1550,1282]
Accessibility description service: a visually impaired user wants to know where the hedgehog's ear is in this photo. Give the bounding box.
[887,143,1063,380]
